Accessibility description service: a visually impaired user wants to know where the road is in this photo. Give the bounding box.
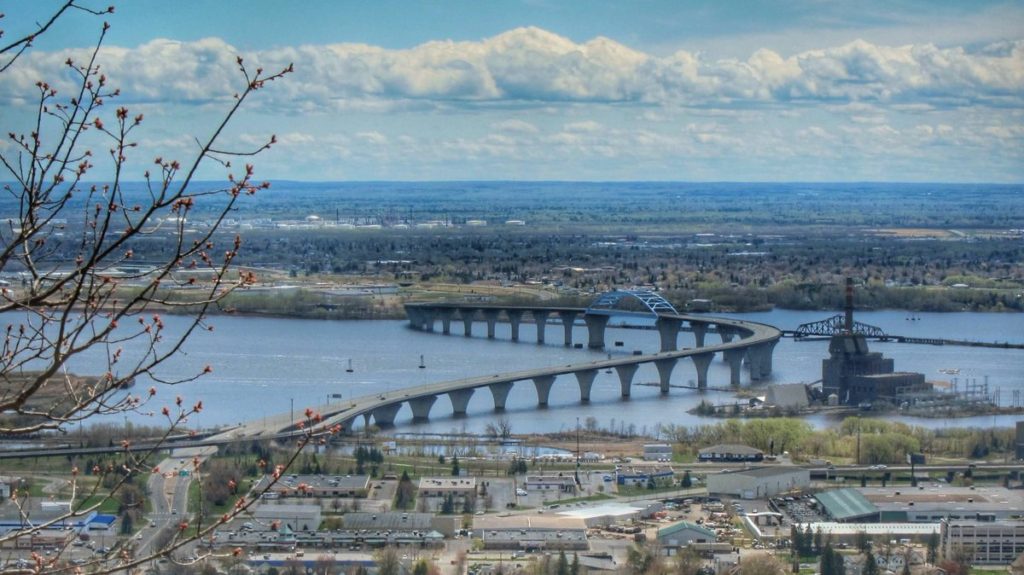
[133,446,217,562]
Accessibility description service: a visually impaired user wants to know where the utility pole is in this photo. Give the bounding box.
[575,416,581,486]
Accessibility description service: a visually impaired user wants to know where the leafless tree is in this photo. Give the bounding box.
[0,3,337,574]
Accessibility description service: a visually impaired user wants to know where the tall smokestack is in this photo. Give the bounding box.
[844,277,854,333]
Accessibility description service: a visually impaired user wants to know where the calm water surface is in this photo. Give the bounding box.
[44,310,1024,433]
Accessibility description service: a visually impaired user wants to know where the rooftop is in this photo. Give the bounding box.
[699,444,763,455]
[342,512,434,530]
[857,485,1024,514]
[418,477,477,490]
[657,521,716,540]
[796,522,940,536]
[816,488,879,521]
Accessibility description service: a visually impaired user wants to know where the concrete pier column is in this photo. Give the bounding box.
[532,375,556,406]
[461,310,475,337]
[584,314,609,349]
[484,309,500,339]
[758,340,778,377]
[372,403,403,427]
[574,369,598,402]
[422,309,436,332]
[488,381,514,411]
[614,364,639,397]
[692,352,714,390]
[717,325,737,344]
[747,346,764,381]
[691,322,708,348]
[533,310,551,344]
[337,417,355,434]
[438,309,454,335]
[558,311,578,346]
[406,308,424,330]
[507,310,524,342]
[409,395,438,421]
[448,389,475,415]
[362,413,372,429]
[655,358,678,394]
[724,348,745,386]
[655,316,682,352]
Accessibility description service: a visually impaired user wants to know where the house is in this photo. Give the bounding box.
[697,444,764,462]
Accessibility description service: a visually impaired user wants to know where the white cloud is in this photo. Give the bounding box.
[5,29,1021,111]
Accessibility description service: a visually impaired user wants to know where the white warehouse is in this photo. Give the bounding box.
[706,467,810,499]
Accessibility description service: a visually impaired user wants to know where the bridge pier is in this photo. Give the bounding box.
[655,358,677,394]
[532,375,556,406]
[692,352,714,390]
[460,310,475,337]
[372,403,403,427]
[406,308,425,330]
[724,348,745,386]
[448,389,475,415]
[574,369,597,402]
[422,309,436,332]
[438,309,454,335]
[656,316,682,352]
[691,322,707,348]
[757,340,777,377]
[362,413,372,429]
[615,364,639,397]
[409,395,437,421]
[558,311,578,346]
[488,381,514,411]
[484,309,500,339]
[533,310,551,344]
[507,310,523,342]
[584,314,609,349]
[718,325,737,344]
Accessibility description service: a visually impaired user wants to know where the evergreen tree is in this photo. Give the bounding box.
[570,553,580,575]
[557,550,569,575]
[863,551,879,575]
[451,455,460,476]
[680,470,692,488]
[926,531,939,564]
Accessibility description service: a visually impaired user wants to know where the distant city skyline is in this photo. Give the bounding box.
[3,1,1022,182]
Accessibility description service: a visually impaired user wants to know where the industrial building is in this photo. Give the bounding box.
[257,474,370,499]
[814,488,879,523]
[417,477,477,499]
[657,521,716,548]
[473,515,588,551]
[643,443,673,461]
[706,467,809,499]
[251,504,322,532]
[860,485,1024,522]
[697,444,763,462]
[942,520,1024,565]
[525,475,577,494]
[765,384,809,410]
[821,333,931,405]
[556,500,663,527]
[616,466,674,487]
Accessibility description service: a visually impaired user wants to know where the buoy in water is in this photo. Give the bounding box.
[419,354,426,369]
[346,359,354,373]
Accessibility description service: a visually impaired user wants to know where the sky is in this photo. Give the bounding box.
[2,1,1023,182]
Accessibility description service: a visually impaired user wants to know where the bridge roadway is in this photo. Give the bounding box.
[219,305,781,439]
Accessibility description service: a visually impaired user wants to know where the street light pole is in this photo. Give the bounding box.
[290,397,294,426]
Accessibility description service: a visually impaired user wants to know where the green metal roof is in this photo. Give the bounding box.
[815,489,879,522]
[657,521,715,540]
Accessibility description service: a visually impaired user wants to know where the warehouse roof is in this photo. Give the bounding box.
[816,489,879,522]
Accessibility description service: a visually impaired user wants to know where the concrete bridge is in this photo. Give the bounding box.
[221,291,781,439]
